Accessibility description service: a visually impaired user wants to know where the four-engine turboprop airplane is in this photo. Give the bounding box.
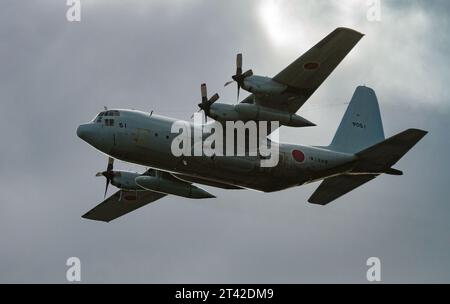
[77,27,427,222]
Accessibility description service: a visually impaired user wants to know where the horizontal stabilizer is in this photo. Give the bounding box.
[308,175,377,206]
[353,128,428,174]
[384,168,403,176]
[309,129,427,205]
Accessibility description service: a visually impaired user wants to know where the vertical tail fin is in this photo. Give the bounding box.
[329,86,385,153]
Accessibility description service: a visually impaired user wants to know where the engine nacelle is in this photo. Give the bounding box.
[208,103,315,128]
[242,75,287,95]
[209,103,241,121]
[234,104,315,128]
[111,171,142,190]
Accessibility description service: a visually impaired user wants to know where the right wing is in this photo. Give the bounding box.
[242,27,364,113]
[82,190,166,222]
[308,175,378,206]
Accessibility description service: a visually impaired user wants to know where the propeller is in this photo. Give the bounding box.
[95,157,114,198]
[197,83,219,123]
[224,53,253,101]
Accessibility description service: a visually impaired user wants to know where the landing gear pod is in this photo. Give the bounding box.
[135,175,215,199]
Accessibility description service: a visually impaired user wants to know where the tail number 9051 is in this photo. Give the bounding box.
[352,122,367,129]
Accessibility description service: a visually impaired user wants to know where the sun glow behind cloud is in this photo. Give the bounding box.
[258,0,307,48]
[257,0,448,109]
[258,0,364,50]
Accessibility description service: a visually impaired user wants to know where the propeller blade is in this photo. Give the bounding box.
[197,83,219,122]
[107,157,114,172]
[225,54,250,102]
[201,83,207,103]
[242,69,253,78]
[236,53,242,75]
[104,178,110,198]
[208,93,219,105]
[96,157,114,198]
[224,80,234,87]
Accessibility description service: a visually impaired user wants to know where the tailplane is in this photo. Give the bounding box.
[309,128,427,205]
[312,86,427,206]
[351,128,428,175]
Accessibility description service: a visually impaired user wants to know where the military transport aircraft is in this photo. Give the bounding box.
[77,27,427,222]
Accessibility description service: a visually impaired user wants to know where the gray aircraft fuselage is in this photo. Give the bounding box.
[77,109,356,192]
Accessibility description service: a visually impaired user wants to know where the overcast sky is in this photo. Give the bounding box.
[0,0,449,283]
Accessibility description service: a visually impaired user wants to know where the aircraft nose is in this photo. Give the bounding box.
[76,123,109,151]
[76,124,89,140]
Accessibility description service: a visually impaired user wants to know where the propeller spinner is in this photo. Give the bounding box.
[96,157,114,198]
[224,53,253,101]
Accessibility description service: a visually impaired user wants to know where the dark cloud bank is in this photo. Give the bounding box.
[0,0,449,283]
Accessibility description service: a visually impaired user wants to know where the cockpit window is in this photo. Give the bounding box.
[93,110,120,123]
[104,118,114,126]
[104,110,120,117]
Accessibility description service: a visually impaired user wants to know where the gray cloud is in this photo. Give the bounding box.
[0,0,449,283]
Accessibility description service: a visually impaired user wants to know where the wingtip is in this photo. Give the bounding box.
[307,198,327,206]
[415,128,428,135]
[336,27,365,38]
[407,128,429,138]
[81,213,110,223]
[384,168,404,176]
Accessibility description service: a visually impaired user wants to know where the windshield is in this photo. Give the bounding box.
[92,110,120,123]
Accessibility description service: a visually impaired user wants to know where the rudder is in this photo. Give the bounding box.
[329,86,385,153]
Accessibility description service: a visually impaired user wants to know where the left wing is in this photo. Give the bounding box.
[242,27,364,113]
[82,190,166,222]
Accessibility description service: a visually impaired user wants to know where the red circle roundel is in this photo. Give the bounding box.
[292,150,305,162]
[304,62,320,70]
